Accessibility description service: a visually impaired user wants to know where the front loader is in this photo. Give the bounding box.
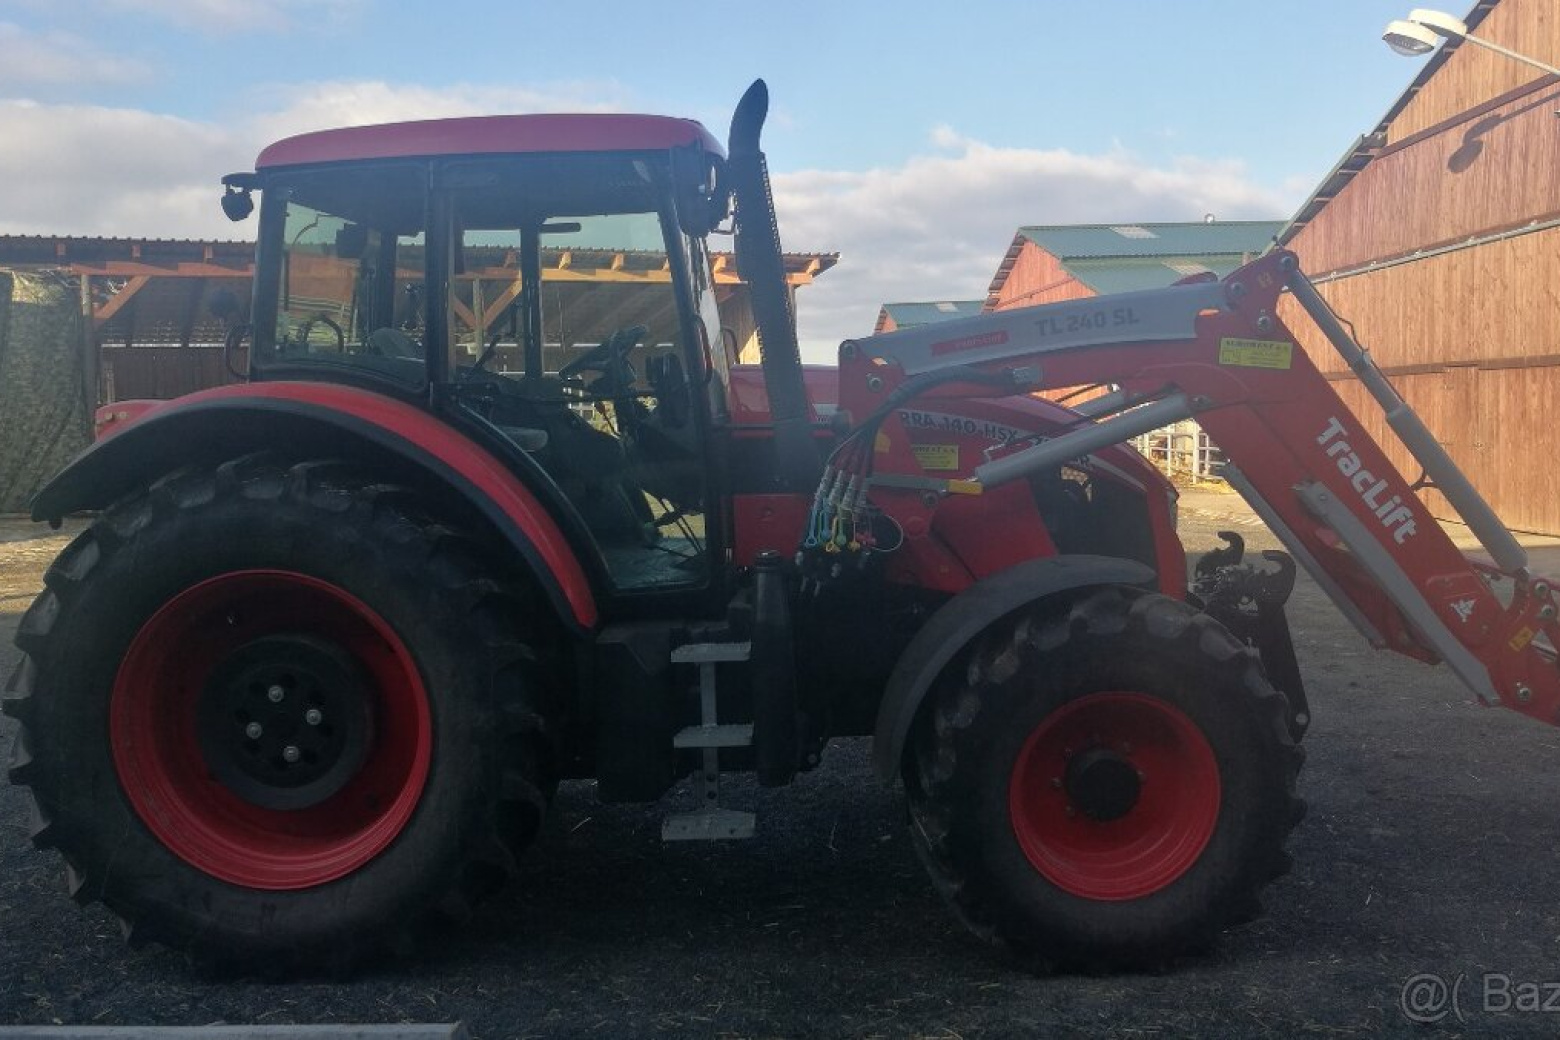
[6,80,1557,973]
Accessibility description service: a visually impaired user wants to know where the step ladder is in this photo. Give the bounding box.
[662,641,755,841]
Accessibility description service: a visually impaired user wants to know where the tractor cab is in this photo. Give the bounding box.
[226,115,735,596]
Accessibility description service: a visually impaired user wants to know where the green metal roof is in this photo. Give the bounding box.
[1061,255,1252,296]
[987,220,1286,307]
[1016,221,1283,260]
[878,300,984,330]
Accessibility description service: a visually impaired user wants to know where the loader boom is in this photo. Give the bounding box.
[836,249,1560,727]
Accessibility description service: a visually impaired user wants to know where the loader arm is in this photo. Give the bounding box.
[834,249,1560,727]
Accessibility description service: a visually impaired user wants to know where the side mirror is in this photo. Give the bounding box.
[672,147,729,237]
[220,172,258,221]
[221,187,254,222]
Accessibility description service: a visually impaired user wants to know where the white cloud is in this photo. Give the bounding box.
[773,131,1290,360]
[0,21,152,87]
[0,100,240,238]
[0,93,1292,361]
[245,80,630,141]
[0,80,628,239]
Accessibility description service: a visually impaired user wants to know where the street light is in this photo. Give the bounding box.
[1383,7,1560,76]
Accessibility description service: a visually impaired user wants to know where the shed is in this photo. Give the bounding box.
[0,236,838,402]
[872,300,982,335]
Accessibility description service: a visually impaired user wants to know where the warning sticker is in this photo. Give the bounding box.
[1219,338,1294,369]
[1510,626,1535,652]
[912,443,960,471]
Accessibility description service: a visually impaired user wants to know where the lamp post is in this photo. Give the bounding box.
[1383,7,1560,76]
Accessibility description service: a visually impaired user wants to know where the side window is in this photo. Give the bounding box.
[278,205,427,368]
[254,165,429,385]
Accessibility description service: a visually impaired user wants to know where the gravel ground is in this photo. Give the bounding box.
[4,493,1560,1038]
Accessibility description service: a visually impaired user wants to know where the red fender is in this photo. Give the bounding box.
[39,382,598,631]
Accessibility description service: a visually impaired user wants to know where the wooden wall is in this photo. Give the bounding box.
[1316,366,1560,536]
[1280,235,1560,534]
[1388,0,1559,142]
[1283,227,1560,371]
[1290,79,1560,275]
[1283,0,1560,533]
[990,243,1093,311]
[102,346,245,402]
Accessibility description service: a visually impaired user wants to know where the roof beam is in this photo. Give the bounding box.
[93,275,150,328]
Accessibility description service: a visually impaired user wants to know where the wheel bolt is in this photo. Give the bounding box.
[282,745,301,763]
[267,684,286,703]
[304,709,323,726]
[244,722,263,739]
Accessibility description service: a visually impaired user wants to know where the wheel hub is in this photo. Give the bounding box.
[198,634,372,810]
[1063,747,1141,822]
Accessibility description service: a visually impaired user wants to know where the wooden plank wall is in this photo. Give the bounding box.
[1282,227,1560,371]
[1280,242,1560,532]
[1289,80,1560,275]
[990,243,1093,310]
[1283,0,1560,535]
[102,346,245,401]
[1320,367,1560,535]
[1388,0,1559,142]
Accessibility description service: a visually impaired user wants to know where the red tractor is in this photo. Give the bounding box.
[8,81,1558,974]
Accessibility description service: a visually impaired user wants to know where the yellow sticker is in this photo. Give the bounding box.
[1219,338,1293,369]
[912,443,960,471]
[1510,627,1535,652]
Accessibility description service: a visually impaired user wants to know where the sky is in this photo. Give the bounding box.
[0,0,1456,361]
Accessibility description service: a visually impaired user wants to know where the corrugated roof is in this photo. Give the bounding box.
[874,299,983,333]
[1016,221,1283,260]
[1062,255,1254,296]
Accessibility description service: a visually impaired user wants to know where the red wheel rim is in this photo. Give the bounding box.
[111,570,431,890]
[1008,692,1220,901]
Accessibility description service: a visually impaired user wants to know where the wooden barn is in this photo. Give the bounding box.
[872,300,982,335]
[1278,0,1560,533]
[983,221,1283,312]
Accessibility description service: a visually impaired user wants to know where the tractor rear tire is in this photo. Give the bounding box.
[3,456,556,973]
[905,586,1304,971]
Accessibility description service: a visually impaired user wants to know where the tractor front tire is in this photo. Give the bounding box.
[4,456,555,973]
[905,586,1303,971]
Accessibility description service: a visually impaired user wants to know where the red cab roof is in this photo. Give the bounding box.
[256,113,723,170]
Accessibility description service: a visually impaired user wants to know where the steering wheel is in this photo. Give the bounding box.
[298,314,345,353]
[559,325,647,380]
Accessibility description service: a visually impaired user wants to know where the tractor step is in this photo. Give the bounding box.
[662,640,754,841]
[673,723,754,748]
[662,807,756,841]
[670,641,751,663]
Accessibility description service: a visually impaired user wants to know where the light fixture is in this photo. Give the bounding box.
[1383,7,1560,76]
[1382,20,1438,57]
